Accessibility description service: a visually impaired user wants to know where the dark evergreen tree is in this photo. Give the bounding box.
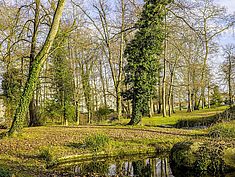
[51,28,75,125]
[211,85,222,106]
[2,68,24,120]
[123,0,171,125]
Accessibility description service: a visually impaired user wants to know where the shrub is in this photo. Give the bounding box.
[95,106,114,121]
[43,100,76,123]
[209,121,235,138]
[0,167,11,177]
[39,147,53,162]
[84,134,110,152]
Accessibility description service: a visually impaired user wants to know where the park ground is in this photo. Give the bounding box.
[0,106,234,176]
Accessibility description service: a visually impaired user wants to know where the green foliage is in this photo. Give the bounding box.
[64,102,76,121]
[43,100,63,121]
[95,106,114,121]
[39,147,53,162]
[2,68,23,101]
[209,121,235,138]
[49,28,75,124]
[195,144,225,175]
[123,0,171,125]
[0,167,11,177]
[2,68,24,118]
[171,141,227,175]
[211,85,222,106]
[84,134,110,152]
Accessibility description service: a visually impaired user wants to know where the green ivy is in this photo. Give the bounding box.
[123,0,172,125]
[2,68,24,119]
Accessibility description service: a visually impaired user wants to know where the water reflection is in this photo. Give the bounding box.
[53,155,174,177]
[52,154,235,177]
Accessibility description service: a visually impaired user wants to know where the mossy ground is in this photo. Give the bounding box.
[0,106,234,176]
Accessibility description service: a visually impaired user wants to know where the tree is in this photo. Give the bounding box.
[8,0,66,135]
[29,0,41,126]
[2,68,23,121]
[221,44,235,106]
[72,0,139,120]
[124,0,172,125]
[52,27,75,126]
[187,0,234,109]
[211,85,222,106]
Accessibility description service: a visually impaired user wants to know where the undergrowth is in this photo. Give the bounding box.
[209,121,235,138]
[84,133,110,152]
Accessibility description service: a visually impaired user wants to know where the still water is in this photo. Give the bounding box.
[51,154,235,177]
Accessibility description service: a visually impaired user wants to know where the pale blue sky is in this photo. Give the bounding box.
[215,0,235,13]
[207,1,235,82]
[215,0,235,46]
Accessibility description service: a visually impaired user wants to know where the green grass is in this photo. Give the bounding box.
[209,120,235,138]
[111,106,228,126]
[0,126,194,176]
[0,106,233,176]
[84,133,110,152]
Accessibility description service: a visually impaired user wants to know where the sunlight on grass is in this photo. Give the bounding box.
[114,106,228,126]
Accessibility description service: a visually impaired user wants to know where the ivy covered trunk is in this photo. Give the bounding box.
[8,0,66,135]
[29,100,39,126]
[29,0,40,127]
[123,0,172,125]
[9,62,43,134]
[128,95,142,125]
[116,86,122,120]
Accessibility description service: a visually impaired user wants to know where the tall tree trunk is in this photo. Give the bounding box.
[202,94,205,109]
[75,69,80,125]
[187,69,192,112]
[93,78,98,111]
[116,0,125,120]
[171,88,175,114]
[29,0,40,127]
[228,55,232,106]
[207,81,210,108]
[99,60,107,107]
[158,69,161,114]
[168,90,171,117]
[168,72,174,117]
[199,38,209,110]
[187,89,192,112]
[179,89,182,111]
[81,65,93,124]
[128,95,141,125]
[162,10,167,117]
[162,47,167,117]
[8,0,66,135]
[149,97,154,118]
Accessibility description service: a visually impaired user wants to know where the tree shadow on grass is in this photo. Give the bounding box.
[66,142,86,149]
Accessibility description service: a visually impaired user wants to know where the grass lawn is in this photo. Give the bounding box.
[111,106,228,126]
[0,106,233,176]
[0,126,198,176]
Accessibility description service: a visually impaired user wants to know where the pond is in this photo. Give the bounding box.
[50,154,235,177]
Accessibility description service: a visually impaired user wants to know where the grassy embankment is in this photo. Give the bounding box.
[0,106,234,176]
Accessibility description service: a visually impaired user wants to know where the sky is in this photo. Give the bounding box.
[209,0,235,72]
[204,1,235,85]
[215,0,235,46]
[215,0,235,13]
